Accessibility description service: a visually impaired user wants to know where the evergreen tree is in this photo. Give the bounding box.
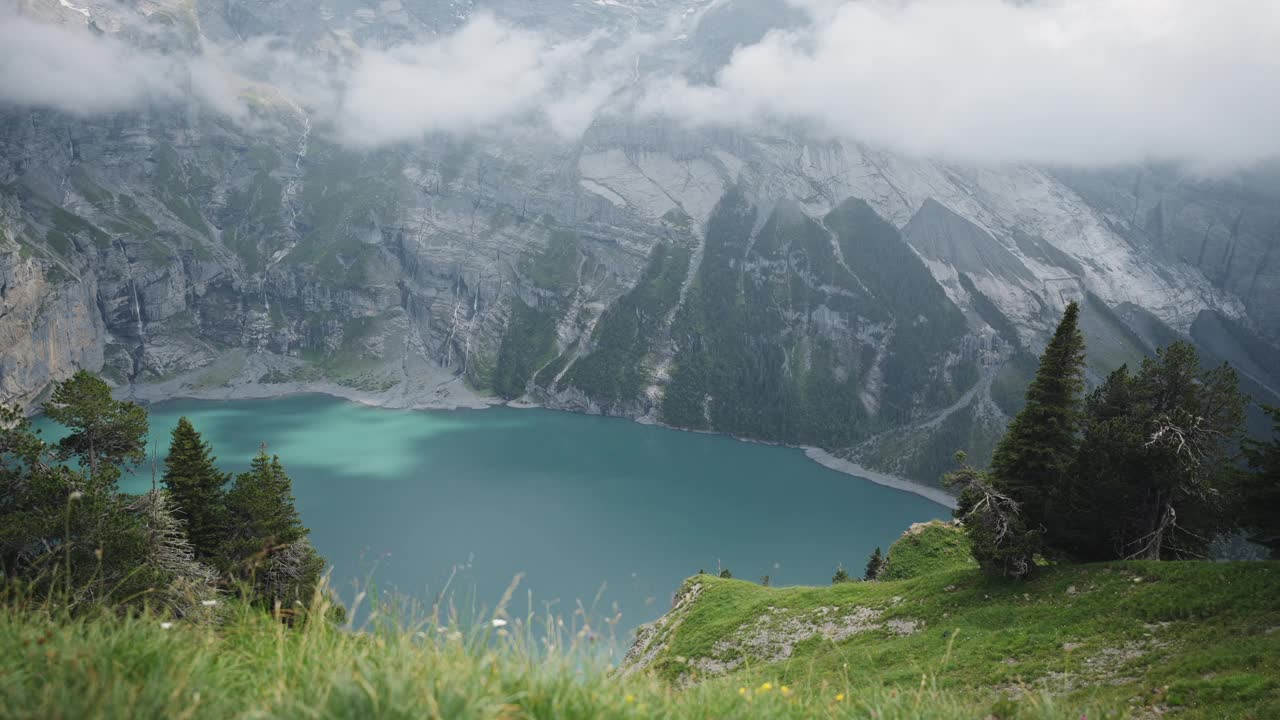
[1069,343,1245,560]
[863,547,884,580]
[1239,406,1280,556]
[1058,366,1144,560]
[43,371,147,487]
[990,302,1086,554]
[832,565,852,584]
[162,417,230,561]
[222,448,306,559]
[3,375,331,616]
[1,400,162,608]
[220,448,321,607]
[718,568,732,579]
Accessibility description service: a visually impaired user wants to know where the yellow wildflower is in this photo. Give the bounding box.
[760,682,773,692]
[624,694,635,704]
[738,687,747,696]
[836,693,846,702]
[780,686,792,697]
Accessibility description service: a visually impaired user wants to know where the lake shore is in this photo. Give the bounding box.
[118,351,957,511]
[802,448,958,510]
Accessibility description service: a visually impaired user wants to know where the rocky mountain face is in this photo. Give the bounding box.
[2,0,1277,484]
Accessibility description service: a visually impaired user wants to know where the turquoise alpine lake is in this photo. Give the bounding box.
[37,394,949,632]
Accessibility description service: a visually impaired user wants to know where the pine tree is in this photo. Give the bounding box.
[718,568,732,579]
[1123,344,1244,558]
[222,449,307,561]
[162,417,230,561]
[990,301,1086,552]
[1069,343,1245,560]
[1,402,163,606]
[864,547,884,580]
[832,565,852,584]
[1240,406,1280,556]
[219,448,320,607]
[1058,366,1143,560]
[43,371,148,487]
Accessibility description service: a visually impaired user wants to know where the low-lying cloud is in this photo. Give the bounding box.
[0,7,634,145]
[334,17,643,146]
[643,0,1280,168]
[0,12,186,114]
[2,1,1279,169]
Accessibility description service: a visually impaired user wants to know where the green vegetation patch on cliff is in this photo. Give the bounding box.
[1079,292,1152,375]
[991,352,1040,417]
[287,144,403,286]
[662,192,970,446]
[486,228,588,398]
[492,298,560,400]
[661,191,874,445]
[519,230,580,292]
[560,242,691,405]
[858,398,1006,487]
[49,207,111,251]
[825,198,971,422]
[150,142,216,241]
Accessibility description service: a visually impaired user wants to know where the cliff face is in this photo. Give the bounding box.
[0,202,105,407]
[2,0,1277,480]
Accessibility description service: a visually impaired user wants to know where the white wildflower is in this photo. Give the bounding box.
[201,600,218,607]
[491,618,508,628]
[160,622,173,630]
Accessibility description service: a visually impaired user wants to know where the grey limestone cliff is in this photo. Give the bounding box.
[2,0,1278,486]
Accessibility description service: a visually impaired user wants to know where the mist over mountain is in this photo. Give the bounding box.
[2,0,1278,483]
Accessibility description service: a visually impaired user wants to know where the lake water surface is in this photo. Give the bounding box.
[46,394,950,631]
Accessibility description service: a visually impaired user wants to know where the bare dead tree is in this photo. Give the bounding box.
[945,458,1038,578]
[128,490,220,617]
[260,539,325,615]
[957,477,1022,546]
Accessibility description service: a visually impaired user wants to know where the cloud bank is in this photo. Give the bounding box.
[643,0,1280,168]
[0,8,634,145]
[0,12,187,114]
[334,17,643,146]
[2,1,1279,169]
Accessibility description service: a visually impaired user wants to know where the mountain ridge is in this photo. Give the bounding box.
[2,0,1278,487]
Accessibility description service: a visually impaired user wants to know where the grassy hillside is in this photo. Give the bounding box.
[627,523,1280,720]
[0,597,1106,720]
[1,525,1275,719]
